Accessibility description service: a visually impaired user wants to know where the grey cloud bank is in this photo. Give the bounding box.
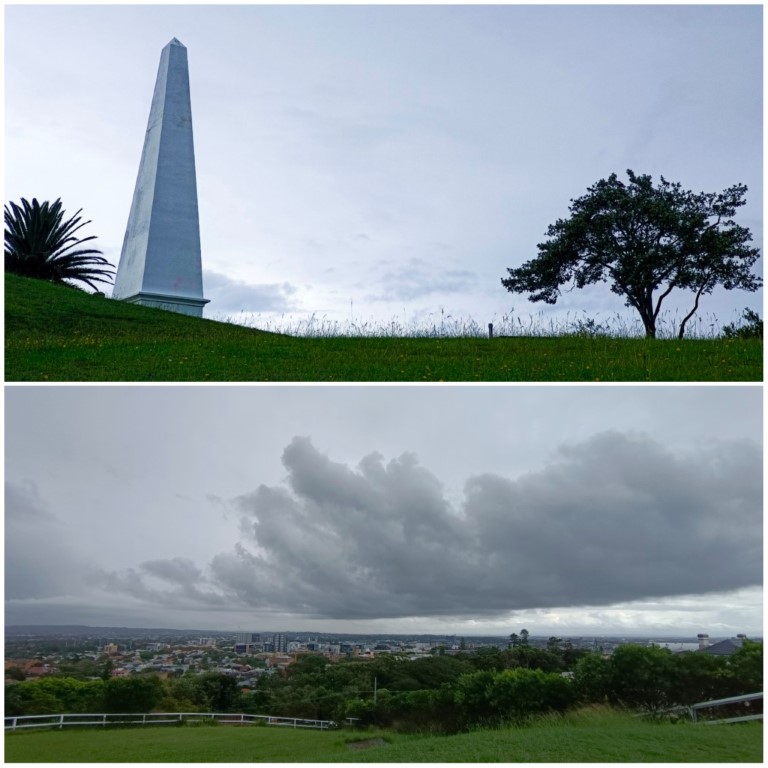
[203,270,298,314]
[208,434,762,619]
[53,432,762,628]
[5,387,762,634]
[5,483,97,602]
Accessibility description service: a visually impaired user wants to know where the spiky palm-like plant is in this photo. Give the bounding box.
[5,197,114,290]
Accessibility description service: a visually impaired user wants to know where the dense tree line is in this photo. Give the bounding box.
[574,641,763,715]
[6,642,762,733]
[5,673,237,717]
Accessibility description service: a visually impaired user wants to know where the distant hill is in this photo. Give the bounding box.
[5,625,217,638]
[4,625,507,643]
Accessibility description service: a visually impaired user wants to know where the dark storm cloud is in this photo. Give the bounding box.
[200,434,761,619]
[203,270,298,313]
[142,558,204,585]
[5,482,95,600]
[98,558,227,608]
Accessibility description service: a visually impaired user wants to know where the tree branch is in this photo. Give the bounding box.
[653,283,675,322]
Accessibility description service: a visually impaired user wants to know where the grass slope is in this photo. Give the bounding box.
[5,714,762,763]
[5,274,762,381]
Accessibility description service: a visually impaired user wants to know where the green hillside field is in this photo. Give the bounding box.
[4,712,762,763]
[5,274,762,382]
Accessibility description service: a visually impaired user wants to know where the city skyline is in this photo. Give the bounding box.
[5,386,762,636]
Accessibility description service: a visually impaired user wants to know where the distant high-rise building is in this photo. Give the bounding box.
[234,632,263,654]
[273,633,287,653]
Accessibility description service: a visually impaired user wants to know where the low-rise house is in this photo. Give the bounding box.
[699,637,746,656]
[110,668,130,677]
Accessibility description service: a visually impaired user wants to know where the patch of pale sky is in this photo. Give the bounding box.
[4,4,762,331]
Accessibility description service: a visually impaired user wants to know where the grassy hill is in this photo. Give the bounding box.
[5,710,762,762]
[5,274,762,381]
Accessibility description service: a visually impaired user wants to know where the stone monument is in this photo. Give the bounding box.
[113,38,209,316]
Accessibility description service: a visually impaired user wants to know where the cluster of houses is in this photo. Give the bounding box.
[5,632,753,688]
[4,634,443,689]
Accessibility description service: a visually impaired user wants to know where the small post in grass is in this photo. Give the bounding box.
[488,323,494,339]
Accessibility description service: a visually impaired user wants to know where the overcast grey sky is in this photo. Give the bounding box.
[4,4,762,334]
[5,386,762,636]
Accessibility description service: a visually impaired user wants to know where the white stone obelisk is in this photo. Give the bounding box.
[113,38,209,316]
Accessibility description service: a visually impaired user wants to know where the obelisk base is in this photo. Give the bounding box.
[120,292,210,318]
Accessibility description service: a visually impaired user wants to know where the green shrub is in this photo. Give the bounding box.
[454,668,576,728]
[103,675,163,713]
[488,668,575,723]
[5,677,104,715]
[722,308,763,339]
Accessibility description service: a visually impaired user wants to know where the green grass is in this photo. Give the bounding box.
[5,710,762,762]
[5,274,762,381]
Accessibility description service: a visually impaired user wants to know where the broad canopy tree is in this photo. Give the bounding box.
[502,171,761,338]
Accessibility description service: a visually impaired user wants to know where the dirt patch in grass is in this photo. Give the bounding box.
[346,738,388,751]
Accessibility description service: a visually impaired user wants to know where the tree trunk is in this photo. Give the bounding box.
[628,292,656,338]
[678,285,706,339]
[640,292,657,338]
[640,312,656,338]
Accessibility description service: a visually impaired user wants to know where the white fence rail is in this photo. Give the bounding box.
[688,692,763,725]
[659,691,763,724]
[5,712,337,732]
